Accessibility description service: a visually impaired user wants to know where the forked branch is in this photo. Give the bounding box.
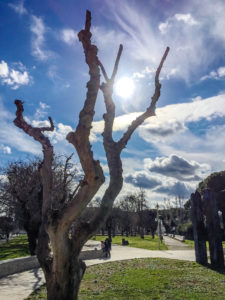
[14,100,54,149]
[118,46,170,150]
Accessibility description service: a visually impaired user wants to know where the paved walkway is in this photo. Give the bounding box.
[0,238,195,300]
[163,235,193,250]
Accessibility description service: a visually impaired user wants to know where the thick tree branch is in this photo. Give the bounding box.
[63,10,105,228]
[14,100,54,213]
[14,99,53,271]
[84,47,170,241]
[118,46,170,150]
[66,10,104,183]
[75,45,125,241]
[14,100,54,149]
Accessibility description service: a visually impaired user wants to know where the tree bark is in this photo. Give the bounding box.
[203,189,224,268]
[191,191,207,265]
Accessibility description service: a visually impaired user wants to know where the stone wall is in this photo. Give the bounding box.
[0,249,103,278]
[0,256,39,278]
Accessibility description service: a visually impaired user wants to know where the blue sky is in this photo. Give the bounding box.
[0,0,225,206]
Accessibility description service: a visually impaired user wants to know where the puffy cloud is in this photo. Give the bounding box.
[154,181,194,198]
[144,155,209,181]
[92,93,225,140]
[50,123,73,144]
[0,145,11,154]
[139,120,186,141]
[61,29,77,45]
[201,66,225,81]
[0,60,30,89]
[125,171,161,189]
[191,96,202,102]
[159,13,198,34]
[9,69,29,85]
[0,61,9,77]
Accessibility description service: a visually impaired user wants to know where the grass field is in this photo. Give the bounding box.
[0,234,167,261]
[184,240,225,249]
[91,235,168,250]
[26,258,225,300]
[0,235,30,260]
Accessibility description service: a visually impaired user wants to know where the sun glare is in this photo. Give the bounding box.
[115,77,135,98]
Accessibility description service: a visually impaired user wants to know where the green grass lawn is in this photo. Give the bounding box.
[26,258,225,300]
[91,235,168,250]
[184,240,225,249]
[0,235,30,260]
[0,234,166,262]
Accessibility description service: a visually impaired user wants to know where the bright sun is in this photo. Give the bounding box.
[115,77,135,98]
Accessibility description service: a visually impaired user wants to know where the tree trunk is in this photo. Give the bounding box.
[27,230,37,255]
[44,257,85,300]
[38,226,86,300]
[191,191,207,265]
[203,189,224,268]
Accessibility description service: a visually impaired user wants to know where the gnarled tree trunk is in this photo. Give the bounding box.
[13,10,169,300]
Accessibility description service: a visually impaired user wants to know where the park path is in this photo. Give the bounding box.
[163,235,193,250]
[0,239,195,300]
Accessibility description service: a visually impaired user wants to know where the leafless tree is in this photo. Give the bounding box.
[13,10,169,300]
[0,155,79,255]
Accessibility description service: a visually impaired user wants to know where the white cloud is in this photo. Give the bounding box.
[92,94,225,138]
[0,98,41,155]
[144,155,209,181]
[10,69,29,85]
[201,66,225,81]
[191,96,202,102]
[30,15,52,61]
[125,171,161,189]
[9,0,27,15]
[102,0,225,82]
[174,13,198,25]
[50,123,72,144]
[0,61,9,77]
[0,145,11,154]
[61,29,77,45]
[0,60,31,89]
[91,93,225,172]
[132,66,155,80]
[154,181,194,198]
[218,67,225,77]
[159,13,198,35]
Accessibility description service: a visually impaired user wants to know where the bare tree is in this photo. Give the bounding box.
[13,11,169,300]
[0,155,79,255]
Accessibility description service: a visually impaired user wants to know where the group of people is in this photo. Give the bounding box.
[101,237,111,258]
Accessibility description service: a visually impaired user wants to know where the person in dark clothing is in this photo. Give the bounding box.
[105,238,111,257]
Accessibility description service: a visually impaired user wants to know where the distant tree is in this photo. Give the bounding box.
[116,190,157,238]
[198,171,225,223]
[0,216,14,241]
[0,155,79,255]
[13,11,169,300]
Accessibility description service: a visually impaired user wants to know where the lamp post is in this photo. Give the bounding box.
[156,203,161,250]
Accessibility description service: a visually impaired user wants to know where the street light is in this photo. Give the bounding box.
[156,203,162,250]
